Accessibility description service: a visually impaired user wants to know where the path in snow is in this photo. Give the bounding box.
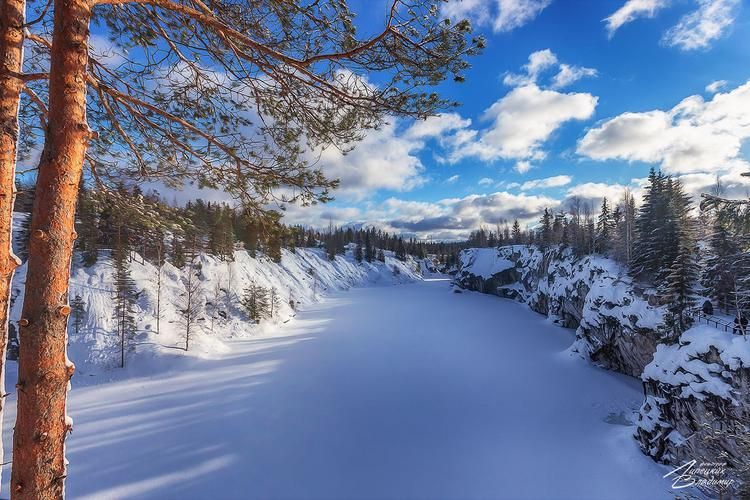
[7,280,672,499]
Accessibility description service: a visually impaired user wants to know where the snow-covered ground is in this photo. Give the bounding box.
[3,279,672,499]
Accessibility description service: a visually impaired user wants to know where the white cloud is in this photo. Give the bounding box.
[514,160,534,173]
[494,0,552,32]
[551,64,598,89]
[663,0,740,50]
[317,120,426,200]
[604,0,670,37]
[445,174,460,184]
[520,174,572,190]
[478,177,495,186]
[450,83,597,162]
[317,113,473,200]
[443,0,552,33]
[706,79,728,93]
[503,49,596,89]
[564,182,640,206]
[577,79,750,175]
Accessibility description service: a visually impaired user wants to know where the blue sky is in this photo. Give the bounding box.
[277,0,750,239]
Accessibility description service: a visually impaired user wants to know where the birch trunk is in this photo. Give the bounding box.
[11,0,91,497]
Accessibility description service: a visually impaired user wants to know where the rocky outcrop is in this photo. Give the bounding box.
[454,246,665,376]
[455,245,750,490]
[636,325,750,471]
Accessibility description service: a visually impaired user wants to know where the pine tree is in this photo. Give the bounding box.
[355,242,363,263]
[243,282,270,323]
[511,219,522,244]
[631,168,666,278]
[178,252,203,351]
[76,188,100,266]
[596,197,613,253]
[112,240,138,368]
[365,232,375,262]
[539,209,553,249]
[396,238,407,261]
[659,179,698,326]
[702,220,740,312]
[70,295,86,337]
[377,249,386,262]
[613,189,636,264]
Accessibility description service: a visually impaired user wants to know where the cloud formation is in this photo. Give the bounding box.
[604,0,670,37]
[449,83,597,162]
[606,0,739,50]
[443,0,552,33]
[663,0,740,50]
[520,175,572,190]
[577,79,750,175]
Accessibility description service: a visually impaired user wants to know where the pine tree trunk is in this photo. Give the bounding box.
[11,0,91,497]
[0,0,25,492]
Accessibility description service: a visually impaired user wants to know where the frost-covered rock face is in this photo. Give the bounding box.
[454,246,665,377]
[636,325,750,467]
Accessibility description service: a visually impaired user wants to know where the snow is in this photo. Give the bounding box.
[642,324,750,401]
[3,280,671,499]
[9,246,421,375]
[459,247,515,279]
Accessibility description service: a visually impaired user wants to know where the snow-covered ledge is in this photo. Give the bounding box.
[636,325,750,466]
[453,245,665,376]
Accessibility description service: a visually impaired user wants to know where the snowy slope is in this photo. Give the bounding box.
[3,280,673,499]
[9,245,421,376]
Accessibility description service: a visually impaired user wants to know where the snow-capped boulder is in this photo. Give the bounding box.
[454,246,665,376]
[636,325,750,466]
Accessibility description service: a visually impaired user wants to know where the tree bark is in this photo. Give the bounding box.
[10,0,91,497]
[0,0,25,492]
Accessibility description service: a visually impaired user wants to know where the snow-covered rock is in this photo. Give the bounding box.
[9,247,421,376]
[454,245,665,376]
[636,325,750,466]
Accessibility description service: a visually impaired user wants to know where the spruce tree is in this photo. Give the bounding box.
[596,197,613,253]
[631,169,665,278]
[702,220,740,312]
[365,232,375,263]
[112,241,138,368]
[178,253,203,351]
[242,282,270,323]
[70,295,86,337]
[539,209,553,249]
[511,219,522,244]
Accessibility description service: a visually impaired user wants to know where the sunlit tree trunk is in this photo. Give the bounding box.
[11,0,91,497]
[0,0,25,492]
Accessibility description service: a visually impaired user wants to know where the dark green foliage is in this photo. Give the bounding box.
[242,282,270,323]
[70,294,86,336]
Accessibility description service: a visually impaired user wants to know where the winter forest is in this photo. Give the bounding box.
[1,0,750,499]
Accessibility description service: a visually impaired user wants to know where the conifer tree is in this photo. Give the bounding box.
[632,169,666,278]
[70,295,86,337]
[702,219,740,312]
[511,219,522,244]
[596,197,613,253]
[365,232,375,263]
[178,252,202,351]
[112,238,138,368]
[539,209,553,249]
[243,282,270,323]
